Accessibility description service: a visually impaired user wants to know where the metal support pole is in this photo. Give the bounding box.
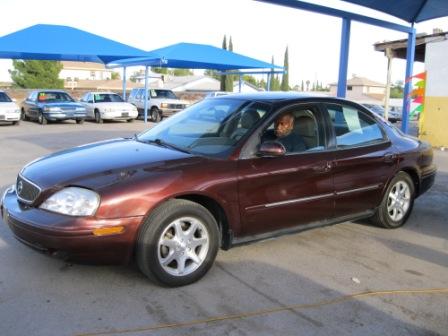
[239,74,242,93]
[337,18,351,98]
[402,26,416,133]
[144,66,148,123]
[267,72,271,91]
[122,67,127,100]
[384,49,393,121]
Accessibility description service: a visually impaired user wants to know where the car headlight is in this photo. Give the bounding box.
[40,187,100,216]
[160,103,168,108]
[14,109,20,114]
[44,107,61,112]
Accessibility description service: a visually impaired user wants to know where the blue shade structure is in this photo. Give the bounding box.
[107,42,282,70]
[0,24,149,63]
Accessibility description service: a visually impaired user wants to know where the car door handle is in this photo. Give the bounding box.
[312,161,332,173]
[384,153,397,163]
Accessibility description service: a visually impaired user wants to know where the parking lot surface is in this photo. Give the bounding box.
[1,120,447,336]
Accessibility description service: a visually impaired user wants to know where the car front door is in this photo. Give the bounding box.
[237,103,334,237]
[323,102,398,219]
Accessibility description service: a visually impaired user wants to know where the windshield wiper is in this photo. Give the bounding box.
[144,138,192,154]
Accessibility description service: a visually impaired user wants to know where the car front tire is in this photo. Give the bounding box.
[38,112,47,125]
[150,107,161,123]
[137,199,220,287]
[76,119,84,124]
[370,171,415,229]
[95,110,103,124]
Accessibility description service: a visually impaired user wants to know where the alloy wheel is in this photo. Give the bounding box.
[157,217,209,277]
[387,180,411,222]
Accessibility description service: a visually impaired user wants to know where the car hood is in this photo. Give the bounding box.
[153,98,189,105]
[21,138,195,190]
[38,102,84,109]
[95,102,136,110]
[0,102,19,111]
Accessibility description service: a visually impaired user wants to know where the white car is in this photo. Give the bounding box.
[0,91,20,125]
[80,92,138,123]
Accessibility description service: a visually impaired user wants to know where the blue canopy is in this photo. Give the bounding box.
[0,24,149,64]
[338,0,447,23]
[108,42,282,70]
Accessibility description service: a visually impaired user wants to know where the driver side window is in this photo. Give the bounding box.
[261,105,324,154]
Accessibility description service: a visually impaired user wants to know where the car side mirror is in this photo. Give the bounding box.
[257,141,286,157]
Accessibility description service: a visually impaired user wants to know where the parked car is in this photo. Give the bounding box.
[361,103,402,123]
[80,92,138,123]
[128,88,189,122]
[2,93,436,286]
[0,91,20,125]
[21,90,87,125]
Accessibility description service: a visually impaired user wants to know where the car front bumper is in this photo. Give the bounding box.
[0,113,20,122]
[1,187,142,264]
[101,110,138,120]
[45,112,87,121]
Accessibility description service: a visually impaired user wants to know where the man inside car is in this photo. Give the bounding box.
[263,112,306,153]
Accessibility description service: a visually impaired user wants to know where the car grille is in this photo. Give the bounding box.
[168,104,186,109]
[0,114,5,120]
[16,175,41,204]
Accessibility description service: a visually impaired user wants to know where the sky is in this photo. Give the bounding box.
[0,0,447,87]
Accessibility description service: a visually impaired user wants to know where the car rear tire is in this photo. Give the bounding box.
[127,118,134,123]
[136,199,220,287]
[76,119,84,124]
[12,120,20,126]
[95,110,103,124]
[370,172,415,229]
[150,107,161,123]
[38,112,47,125]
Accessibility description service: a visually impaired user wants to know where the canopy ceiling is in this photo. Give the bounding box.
[0,24,149,64]
[108,42,282,70]
[338,0,447,23]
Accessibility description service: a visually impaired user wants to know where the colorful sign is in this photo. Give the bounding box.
[406,71,426,118]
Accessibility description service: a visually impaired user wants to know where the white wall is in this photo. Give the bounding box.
[60,69,112,81]
[425,38,448,97]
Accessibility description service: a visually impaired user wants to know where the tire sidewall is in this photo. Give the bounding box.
[380,172,415,228]
[137,200,220,286]
[151,108,161,123]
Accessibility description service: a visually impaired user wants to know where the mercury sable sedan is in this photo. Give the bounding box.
[0,91,20,125]
[80,92,138,123]
[21,90,86,124]
[1,93,436,286]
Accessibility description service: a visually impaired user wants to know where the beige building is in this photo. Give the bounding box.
[329,76,385,103]
[60,61,113,82]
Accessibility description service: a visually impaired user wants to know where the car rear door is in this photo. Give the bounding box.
[323,102,398,218]
[237,103,334,237]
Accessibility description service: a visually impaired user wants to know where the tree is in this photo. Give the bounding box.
[151,67,168,74]
[269,56,275,91]
[10,60,64,89]
[301,80,304,91]
[280,46,289,91]
[220,35,227,91]
[204,69,220,80]
[172,68,193,76]
[111,72,120,80]
[225,36,234,92]
[390,80,404,98]
[306,80,310,91]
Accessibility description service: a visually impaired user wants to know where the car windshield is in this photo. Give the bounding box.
[137,98,271,158]
[38,92,74,103]
[151,89,178,99]
[94,93,124,103]
[0,92,12,102]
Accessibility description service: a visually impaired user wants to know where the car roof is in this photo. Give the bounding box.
[87,91,118,94]
[215,91,360,104]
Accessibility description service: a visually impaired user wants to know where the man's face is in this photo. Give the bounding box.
[274,114,294,138]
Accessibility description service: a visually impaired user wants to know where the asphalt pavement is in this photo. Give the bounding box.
[0,119,447,336]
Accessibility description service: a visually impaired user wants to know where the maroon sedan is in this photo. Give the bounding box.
[1,93,436,286]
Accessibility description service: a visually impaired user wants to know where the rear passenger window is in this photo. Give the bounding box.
[326,104,385,148]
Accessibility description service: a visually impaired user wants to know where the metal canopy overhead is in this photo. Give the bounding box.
[0,24,148,64]
[108,42,282,70]
[256,0,448,134]
[341,0,448,23]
